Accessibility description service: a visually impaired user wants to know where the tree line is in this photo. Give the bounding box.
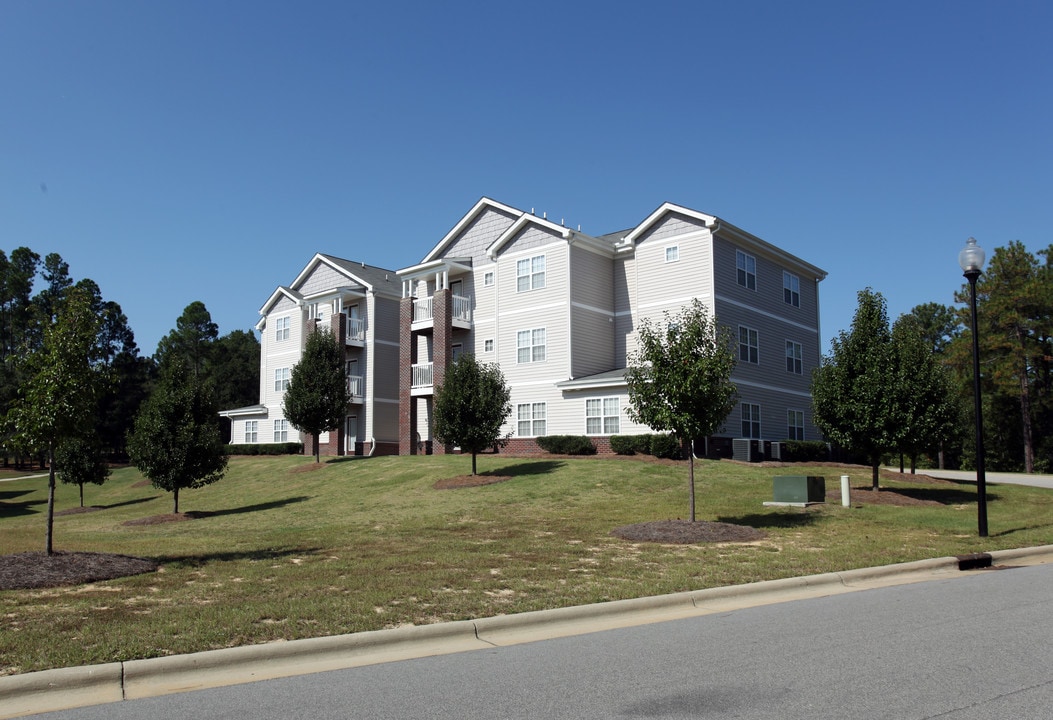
[1,246,261,553]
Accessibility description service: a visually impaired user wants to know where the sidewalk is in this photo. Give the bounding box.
[888,467,1053,490]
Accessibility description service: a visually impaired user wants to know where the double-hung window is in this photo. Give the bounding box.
[517,328,546,363]
[788,410,805,441]
[274,419,289,443]
[274,367,291,392]
[783,272,801,307]
[736,250,757,290]
[275,316,290,341]
[741,403,761,439]
[484,271,495,287]
[739,326,759,364]
[785,341,803,374]
[244,420,258,443]
[517,403,546,436]
[665,245,679,263]
[586,397,620,435]
[517,255,546,292]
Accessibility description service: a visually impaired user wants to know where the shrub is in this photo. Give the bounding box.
[535,435,597,455]
[227,443,304,456]
[782,440,829,462]
[610,435,639,455]
[649,433,683,460]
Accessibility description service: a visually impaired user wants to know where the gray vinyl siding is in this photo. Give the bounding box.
[298,263,347,297]
[613,255,636,364]
[373,296,401,345]
[570,245,615,377]
[634,212,709,243]
[731,382,817,441]
[440,207,518,263]
[501,224,564,256]
[372,342,400,399]
[371,400,399,445]
[273,295,297,313]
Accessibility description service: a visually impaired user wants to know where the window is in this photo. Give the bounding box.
[785,341,803,374]
[741,403,761,439]
[484,338,494,353]
[484,271,495,287]
[586,397,620,435]
[517,254,546,292]
[274,419,289,443]
[274,367,291,392]
[517,328,546,363]
[736,250,757,290]
[275,316,290,341]
[665,245,679,263]
[517,403,546,436]
[244,420,258,443]
[739,326,759,364]
[452,343,463,362]
[788,410,805,441]
[783,272,801,307]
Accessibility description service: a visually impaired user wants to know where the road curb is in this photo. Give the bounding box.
[3,546,1052,718]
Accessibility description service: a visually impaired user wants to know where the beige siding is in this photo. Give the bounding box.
[570,245,615,377]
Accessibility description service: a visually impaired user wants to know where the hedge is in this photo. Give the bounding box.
[535,435,597,455]
[781,440,829,462]
[227,442,305,456]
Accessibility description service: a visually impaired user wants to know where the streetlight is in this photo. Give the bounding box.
[959,237,988,537]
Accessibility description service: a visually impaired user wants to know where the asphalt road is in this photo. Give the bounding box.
[21,562,1053,720]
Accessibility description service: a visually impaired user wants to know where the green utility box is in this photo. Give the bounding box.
[772,475,826,505]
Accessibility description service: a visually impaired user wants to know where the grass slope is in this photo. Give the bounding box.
[2,454,1052,675]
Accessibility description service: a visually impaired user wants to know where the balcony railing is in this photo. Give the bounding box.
[411,362,433,389]
[346,316,365,344]
[412,295,471,325]
[346,375,363,399]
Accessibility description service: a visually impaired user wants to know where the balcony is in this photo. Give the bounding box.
[346,375,364,403]
[411,362,433,396]
[345,316,365,346]
[411,295,472,331]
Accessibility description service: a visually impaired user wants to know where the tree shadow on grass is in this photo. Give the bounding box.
[186,495,312,519]
[716,512,820,530]
[892,487,1001,505]
[485,460,565,478]
[98,496,161,510]
[152,546,324,568]
[0,491,46,518]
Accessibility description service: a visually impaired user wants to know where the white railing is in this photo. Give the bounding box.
[412,295,471,324]
[346,375,363,397]
[411,362,433,388]
[346,317,365,343]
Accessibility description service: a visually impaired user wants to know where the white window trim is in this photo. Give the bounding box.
[274,419,289,443]
[738,326,759,365]
[736,250,757,291]
[484,338,494,353]
[785,340,803,374]
[783,271,801,308]
[586,397,620,435]
[516,254,546,293]
[483,271,495,287]
[275,316,290,342]
[274,367,291,392]
[517,402,547,437]
[244,420,258,444]
[665,245,680,263]
[741,402,761,439]
[516,327,547,364]
[787,409,805,441]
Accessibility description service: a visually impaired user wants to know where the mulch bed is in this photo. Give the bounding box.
[0,552,158,591]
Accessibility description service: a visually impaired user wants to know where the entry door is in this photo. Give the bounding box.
[449,279,462,297]
[346,415,358,454]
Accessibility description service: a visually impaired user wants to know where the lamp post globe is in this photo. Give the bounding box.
[960,236,988,537]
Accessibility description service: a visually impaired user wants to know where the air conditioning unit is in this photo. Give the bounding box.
[733,438,754,463]
[770,442,782,461]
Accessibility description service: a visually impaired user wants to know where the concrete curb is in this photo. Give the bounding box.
[3,546,1053,718]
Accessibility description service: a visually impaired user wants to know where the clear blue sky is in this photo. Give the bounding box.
[2,0,1050,356]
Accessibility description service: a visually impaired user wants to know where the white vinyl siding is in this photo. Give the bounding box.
[586,397,620,435]
[517,403,546,436]
[244,420,258,443]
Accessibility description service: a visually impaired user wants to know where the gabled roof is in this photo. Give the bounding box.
[289,253,399,297]
[621,202,718,246]
[421,197,523,264]
[258,286,303,317]
[486,212,572,260]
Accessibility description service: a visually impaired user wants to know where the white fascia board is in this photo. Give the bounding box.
[555,376,628,391]
[258,286,303,316]
[567,230,617,257]
[486,213,572,260]
[396,257,473,280]
[290,254,368,293]
[302,286,366,302]
[714,221,828,281]
[622,202,718,246]
[422,197,524,264]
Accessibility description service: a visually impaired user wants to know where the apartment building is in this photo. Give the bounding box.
[222,198,826,458]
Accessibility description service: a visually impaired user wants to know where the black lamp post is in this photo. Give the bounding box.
[959,237,988,537]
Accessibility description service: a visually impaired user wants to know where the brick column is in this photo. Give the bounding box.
[399,297,417,455]
[431,289,452,455]
[329,312,346,456]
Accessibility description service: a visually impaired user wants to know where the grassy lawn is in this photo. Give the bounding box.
[2,454,1052,675]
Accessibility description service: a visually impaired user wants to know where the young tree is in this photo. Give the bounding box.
[128,361,228,513]
[432,354,512,475]
[812,289,899,490]
[282,326,350,462]
[891,315,959,473]
[5,286,103,554]
[625,299,738,522]
[56,432,110,508]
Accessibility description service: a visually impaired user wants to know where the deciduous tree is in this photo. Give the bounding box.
[282,326,349,462]
[432,354,512,475]
[56,432,110,508]
[625,299,738,522]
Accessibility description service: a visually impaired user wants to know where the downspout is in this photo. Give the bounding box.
[368,437,377,457]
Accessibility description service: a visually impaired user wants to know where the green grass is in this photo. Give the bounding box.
[2,454,1052,675]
